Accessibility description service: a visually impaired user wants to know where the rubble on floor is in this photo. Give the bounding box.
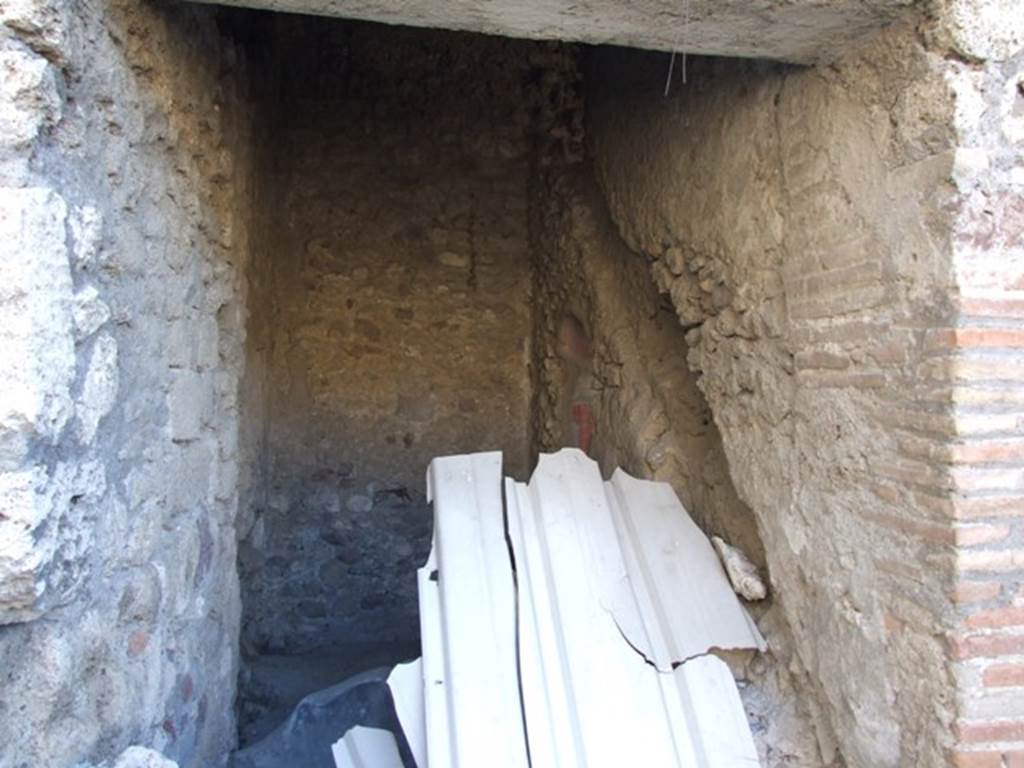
[238,643,419,747]
[232,668,414,768]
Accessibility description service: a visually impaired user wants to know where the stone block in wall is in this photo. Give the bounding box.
[0,469,47,620]
[69,205,103,269]
[71,285,111,342]
[82,745,179,768]
[0,187,74,469]
[76,331,119,446]
[167,317,219,371]
[0,0,69,64]
[0,459,105,623]
[0,47,60,184]
[935,0,1024,61]
[0,186,108,625]
[168,370,210,442]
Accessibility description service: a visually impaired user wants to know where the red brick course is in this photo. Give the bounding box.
[966,607,1024,630]
[983,663,1024,688]
[953,633,1024,660]
[952,750,1024,768]
[958,720,1024,744]
[954,581,1003,604]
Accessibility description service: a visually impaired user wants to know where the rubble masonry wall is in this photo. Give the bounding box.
[0,1,256,765]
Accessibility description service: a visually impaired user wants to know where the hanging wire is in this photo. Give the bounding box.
[663,0,690,96]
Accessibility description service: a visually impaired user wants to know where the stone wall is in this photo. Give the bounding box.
[530,166,839,766]
[0,1,255,765]
[0,2,1017,766]
[530,167,767,569]
[585,9,1022,766]
[237,20,542,662]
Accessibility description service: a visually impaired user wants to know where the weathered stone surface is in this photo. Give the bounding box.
[187,0,915,63]
[237,21,536,677]
[0,0,254,765]
[87,745,180,768]
[932,0,1024,60]
[167,371,209,443]
[0,187,74,469]
[69,205,102,268]
[72,284,112,342]
[0,0,69,62]
[0,458,105,623]
[0,469,48,618]
[0,47,59,181]
[76,332,119,445]
[0,1,1015,766]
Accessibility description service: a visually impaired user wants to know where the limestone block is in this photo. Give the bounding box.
[168,370,210,442]
[0,469,47,620]
[71,285,111,341]
[0,0,69,62]
[69,205,103,269]
[0,49,60,150]
[77,332,119,445]
[167,316,220,371]
[938,0,1024,61]
[168,440,214,510]
[196,316,219,370]
[0,188,74,469]
[99,746,179,768]
[0,459,105,623]
[166,320,193,369]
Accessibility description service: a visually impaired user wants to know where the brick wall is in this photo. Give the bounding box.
[586,7,1023,762]
[945,21,1024,764]
[586,22,965,767]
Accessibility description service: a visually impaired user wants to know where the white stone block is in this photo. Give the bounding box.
[0,187,74,470]
[69,204,102,268]
[0,459,104,623]
[108,746,179,768]
[167,370,209,442]
[0,49,60,151]
[0,469,48,620]
[76,332,119,445]
[166,319,192,369]
[940,0,1024,61]
[71,284,111,341]
[168,440,213,509]
[712,535,768,601]
[196,316,219,370]
[0,0,68,62]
